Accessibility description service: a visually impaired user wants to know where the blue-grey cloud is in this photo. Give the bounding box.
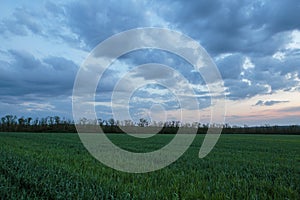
[44,56,78,71]
[63,0,152,49]
[9,50,42,69]
[251,50,300,76]
[0,50,78,99]
[216,54,245,79]
[156,0,300,55]
[2,7,43,36]
[255,100,289,106]
[57,0,298,100]
[225,79,270,100]
[117,49,205,85]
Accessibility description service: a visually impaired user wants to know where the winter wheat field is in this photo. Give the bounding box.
[0,132,299,199]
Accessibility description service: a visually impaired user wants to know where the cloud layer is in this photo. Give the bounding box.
[0,0,299,124]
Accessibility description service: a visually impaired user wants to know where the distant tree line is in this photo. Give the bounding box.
[0,115,299,135]
[0,115,75,133]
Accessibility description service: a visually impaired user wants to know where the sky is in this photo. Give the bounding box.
[0,0,299,126]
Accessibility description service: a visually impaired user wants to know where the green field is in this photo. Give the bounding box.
[0,132,299,199]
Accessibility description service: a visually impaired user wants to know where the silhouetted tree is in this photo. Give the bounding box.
[139,118,148,127]
[108,118,115,126]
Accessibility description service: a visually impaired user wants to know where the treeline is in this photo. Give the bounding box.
[0,115,299,134]
[0,115,75,133]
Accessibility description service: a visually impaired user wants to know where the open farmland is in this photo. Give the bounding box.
[0,132,299,199]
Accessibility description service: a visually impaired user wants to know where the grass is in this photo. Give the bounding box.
[0,132,299,199]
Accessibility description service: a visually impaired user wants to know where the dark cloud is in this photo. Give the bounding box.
[44,56,78,71]
[2,1,299,55]
[251,0,300,33]
[0,50,78,101]
[251,51,300,76]
[97,68,122,93]
[116,49,204,85]
[255,100,289,106]
[9,50,42,69]
[216,54,245,79]
[241,52,300,93]
[64,0,151,49]
[224,79,270,100]
[156,0,300,55]
[69,0,299,101]
[44,0,300,100]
